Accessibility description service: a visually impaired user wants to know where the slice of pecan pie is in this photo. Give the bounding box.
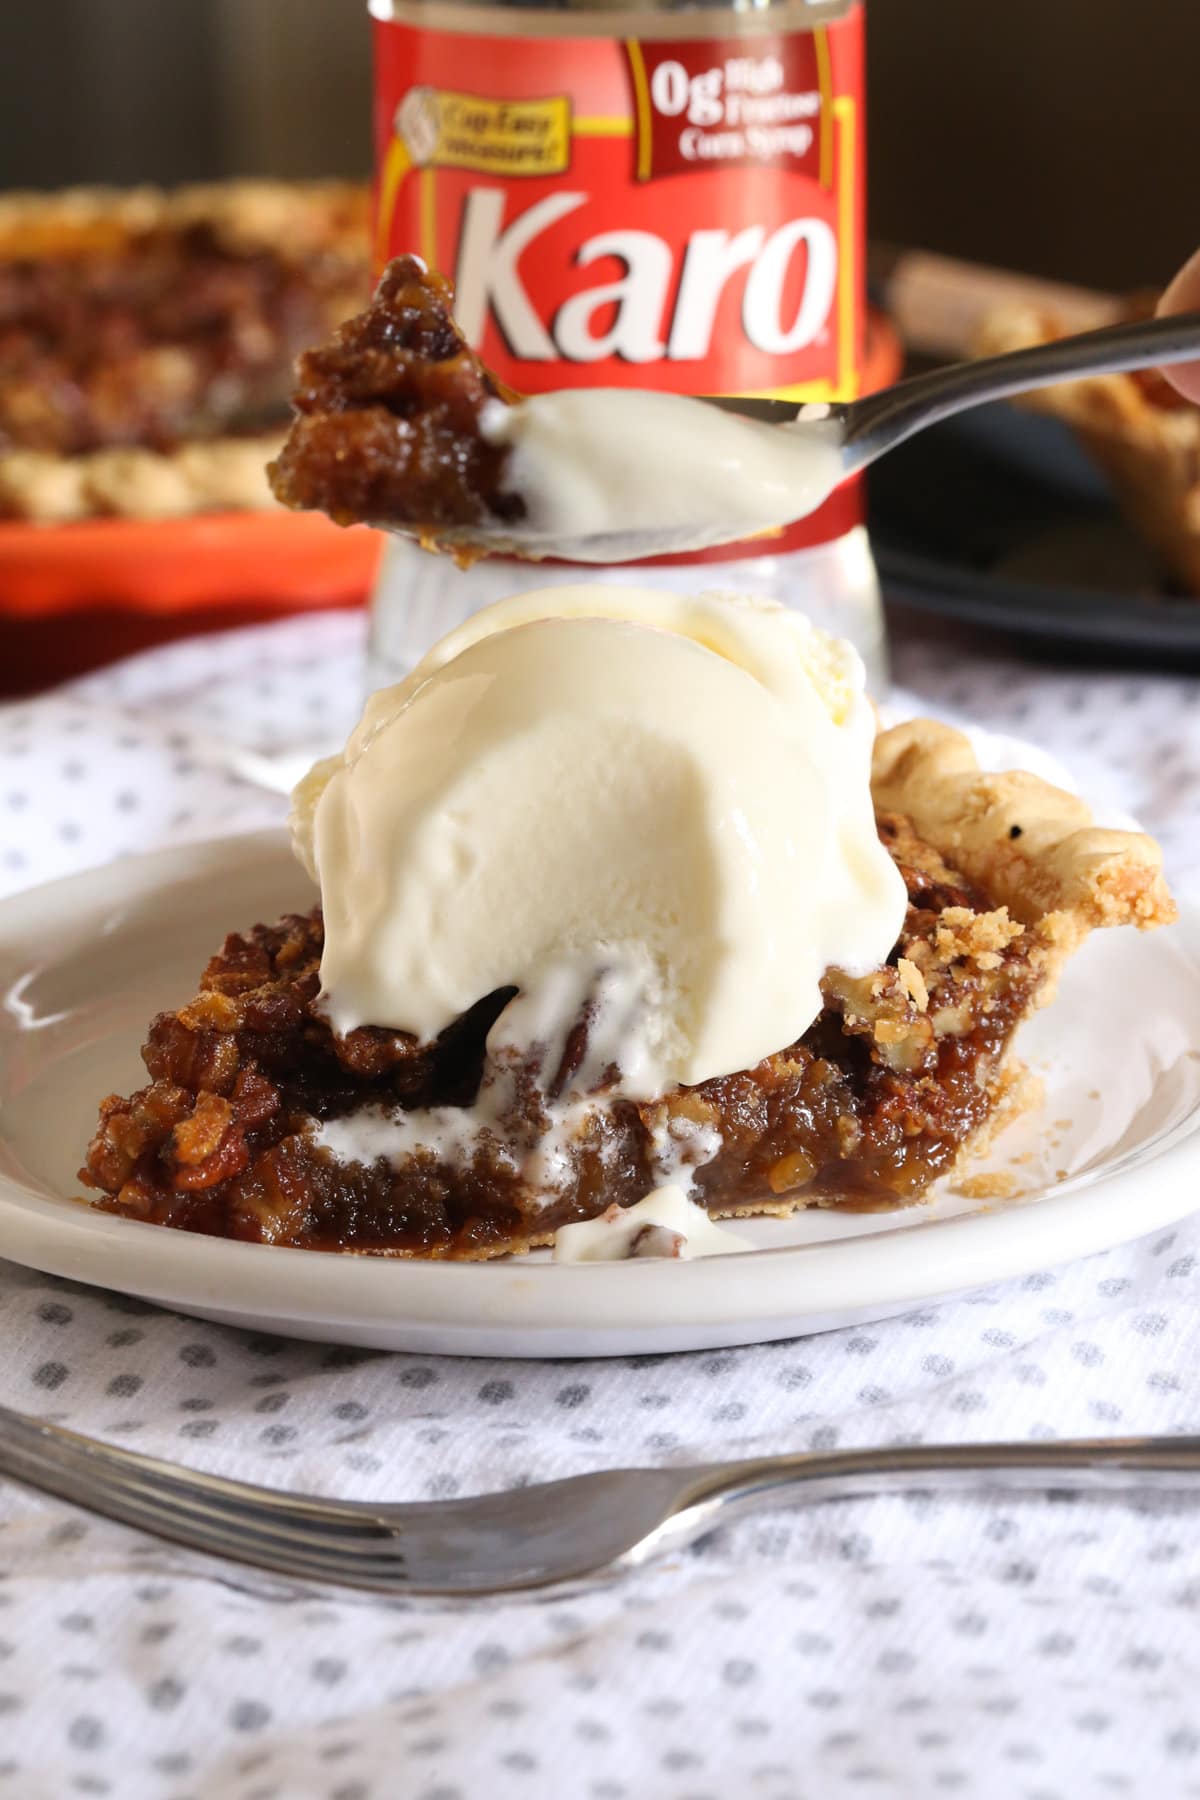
[80,722,1174,1257]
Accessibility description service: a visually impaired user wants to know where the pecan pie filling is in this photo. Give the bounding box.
[1,184,371,455]
[267,255,524,541]
[80,814,1049,1257]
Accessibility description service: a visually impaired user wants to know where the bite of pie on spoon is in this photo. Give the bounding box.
[266,255,847,564]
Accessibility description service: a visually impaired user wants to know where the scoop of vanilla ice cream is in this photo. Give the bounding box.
[291,587,907,1095]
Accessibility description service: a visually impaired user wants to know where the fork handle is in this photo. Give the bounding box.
[680,1436,1200,1531]
[838,308,1200,475]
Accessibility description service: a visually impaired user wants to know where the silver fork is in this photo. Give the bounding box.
[2,1404,1197,1597]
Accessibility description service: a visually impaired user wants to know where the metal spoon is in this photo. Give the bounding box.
[730,305,1200,462]
[455,309,1200,565]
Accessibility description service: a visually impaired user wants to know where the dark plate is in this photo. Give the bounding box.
[867,404,1200,668]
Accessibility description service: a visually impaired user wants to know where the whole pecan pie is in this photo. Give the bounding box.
[0,180,370,523]
[80,722,1175,1257]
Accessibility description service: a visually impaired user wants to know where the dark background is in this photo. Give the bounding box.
[1,0,1194,292]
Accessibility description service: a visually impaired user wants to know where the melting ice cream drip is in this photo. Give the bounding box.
[552,1187,752,1263]
[314,953,725,1211]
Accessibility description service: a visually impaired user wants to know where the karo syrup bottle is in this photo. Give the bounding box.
[365,0,892,690]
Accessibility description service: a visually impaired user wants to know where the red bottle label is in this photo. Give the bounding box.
[373,7,865,555]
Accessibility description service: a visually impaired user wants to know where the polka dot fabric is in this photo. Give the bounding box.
[1,610,1199,1800]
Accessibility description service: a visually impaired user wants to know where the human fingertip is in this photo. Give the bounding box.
[1159,246,1200,319]
[1155,248,1200,400]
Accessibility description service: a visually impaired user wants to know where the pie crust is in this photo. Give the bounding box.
[975,297,1200,596]
[872,718,1173,935]
[0,180,370,262]
[0,433,286,524]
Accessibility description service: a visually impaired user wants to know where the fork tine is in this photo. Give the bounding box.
[0,1436,414,1591]
[0,1424,406,1563]
[0,1406,394,1537]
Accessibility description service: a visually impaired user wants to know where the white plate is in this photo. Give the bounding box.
[1,831,1198,1358]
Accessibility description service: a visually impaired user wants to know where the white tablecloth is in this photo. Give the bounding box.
[1,609,1199,1800]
